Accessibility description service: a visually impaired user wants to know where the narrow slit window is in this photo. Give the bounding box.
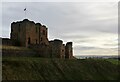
[18,24,20,32]
[43,30,45,35]
[36,39,38,44]
[36,27,37,33]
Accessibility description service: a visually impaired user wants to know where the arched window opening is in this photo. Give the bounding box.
[28,37,31,44]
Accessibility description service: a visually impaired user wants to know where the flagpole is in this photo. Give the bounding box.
[24,2,27,19]
[24,8,26,19]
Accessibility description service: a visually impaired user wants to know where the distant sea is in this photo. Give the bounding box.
[74,55,119,59]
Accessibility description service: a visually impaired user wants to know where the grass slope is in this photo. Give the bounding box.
[2,57,119,80]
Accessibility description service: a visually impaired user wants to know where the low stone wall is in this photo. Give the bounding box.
[28,44,50,57]
[2,38,13,46]
[2,49,37,57]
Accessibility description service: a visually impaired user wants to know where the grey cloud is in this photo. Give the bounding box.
[74,46,118,56]
[74,45,98,51]
[2,2,118,37]
[2,2,118,55]
[104,43,118,47]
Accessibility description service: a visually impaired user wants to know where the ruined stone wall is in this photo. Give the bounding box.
[28,44,50,57]
[11,20,26,46]
[49,39,65,58]
[2,38,13,46]
[49,41,54,57]
[25,20,38,47]
[25,19,49,47]
[39,25,49,45]
[2,49,37,57]
[11,19,49,47]
[9,19,74,58]
[61,44,65,58]
[35,23,41,44]
[65,42,73,59]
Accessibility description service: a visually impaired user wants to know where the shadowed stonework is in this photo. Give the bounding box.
[2,19,73,59]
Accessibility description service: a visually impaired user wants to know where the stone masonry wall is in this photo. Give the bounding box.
[11,19,49,47]
[2,38,13,46]
[11,20,26,46]
[65,42,73,59]
[28,44,50,57]
[49,39,65,58]
[6,19,74,58]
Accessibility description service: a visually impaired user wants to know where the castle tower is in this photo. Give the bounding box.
[65,42,73,59]
[49,39,65,58]
[10,19,74,59]
[10,19,49,47]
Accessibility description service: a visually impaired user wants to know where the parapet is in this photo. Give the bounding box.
[49,39,63,46]
[23,19,35,24]
[11,19,49,30]
[23,19,29,22]
[66,42,72,46]
[11,19,35,25]
[42,25,46,27]
[42,25,48,30]
[54,39,63,44]
[36,23,42,26]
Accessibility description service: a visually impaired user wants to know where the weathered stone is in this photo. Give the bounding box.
[3,19,74,59]
[65,42,73,59]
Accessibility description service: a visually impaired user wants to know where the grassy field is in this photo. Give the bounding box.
[105,59,119,65]
[2,57,119,80]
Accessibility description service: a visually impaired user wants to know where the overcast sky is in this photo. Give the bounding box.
[1,1,118,56]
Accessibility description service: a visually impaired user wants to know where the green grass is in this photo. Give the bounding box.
[105,59,119,65]
[2,57,119,80]
[89,58,119,65]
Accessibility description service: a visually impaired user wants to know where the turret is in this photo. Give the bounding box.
[65,42,73,59]
[49,39,65,58]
